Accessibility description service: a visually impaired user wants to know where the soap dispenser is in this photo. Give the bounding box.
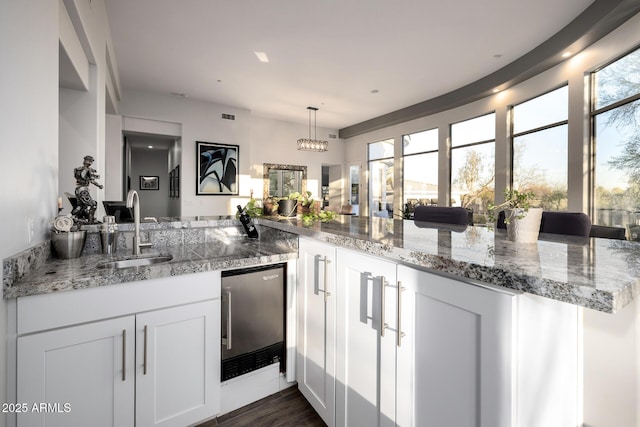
[100,215,119,254]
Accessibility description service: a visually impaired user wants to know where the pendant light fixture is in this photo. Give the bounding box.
[297,106,328,152]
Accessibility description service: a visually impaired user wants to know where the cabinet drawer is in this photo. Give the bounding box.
[17,270,220,335]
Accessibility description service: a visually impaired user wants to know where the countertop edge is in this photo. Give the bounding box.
[3,249,297,300]
[258,218,633,314]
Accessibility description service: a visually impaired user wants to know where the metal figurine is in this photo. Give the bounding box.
[71,155,103,224]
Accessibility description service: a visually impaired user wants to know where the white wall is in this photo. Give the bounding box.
[105,114,123,200]
[0,3,117,424]
[58,0,119,218]
[59,69,102,210]
[115,91,345,215]
[117,91,250,216]
[250,115,345,202]
[0,1,60,426]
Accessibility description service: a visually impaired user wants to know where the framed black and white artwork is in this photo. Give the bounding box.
[197,141,239,195]
[140,175,159,190]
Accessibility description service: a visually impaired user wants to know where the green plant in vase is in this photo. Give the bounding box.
[289,191,316,213]
[488,189,542,243]
[487,189,536,224]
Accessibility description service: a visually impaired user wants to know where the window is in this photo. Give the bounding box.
[368,139,394,218]
[402,129,438,218]
[512,86,568,210]
[450,113,495,223]
[592,47,640,236]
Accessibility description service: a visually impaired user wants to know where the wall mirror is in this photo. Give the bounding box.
[263,163,307,200]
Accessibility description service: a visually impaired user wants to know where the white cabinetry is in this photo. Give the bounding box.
[14,272,221,427]
[136,301,218,427]
[18,317,136,427]
[298,240,581,427]
[335,249,397,427]
[396,265,514,427]
[297,238,336,426]
[332,248,515,427]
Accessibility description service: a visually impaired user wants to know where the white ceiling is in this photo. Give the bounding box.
[105,0,594,130]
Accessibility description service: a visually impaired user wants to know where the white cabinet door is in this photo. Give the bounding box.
[396,265,514,427]
[297,238,336,426]
[336,249,397,427]
[17,316,135,427]
[135,300,219,427]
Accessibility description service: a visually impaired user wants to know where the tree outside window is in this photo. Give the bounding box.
[592,47,640,236]
[451,113,496,224]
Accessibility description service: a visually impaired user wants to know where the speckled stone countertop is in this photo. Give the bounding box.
[3,220,297,299]
[259,216,640,314]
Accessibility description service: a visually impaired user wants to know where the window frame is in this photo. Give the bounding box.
[589,44,640,225]
[449,112,496,209]
[367,138,395,217]
[509,84,569,200]
[402,128,439,209]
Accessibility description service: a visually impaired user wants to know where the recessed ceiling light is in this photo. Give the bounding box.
[254,51,269,63]
[371,89,380,94]
[492,88,500,93]
[562,51,572,58]
[148,145,154,149]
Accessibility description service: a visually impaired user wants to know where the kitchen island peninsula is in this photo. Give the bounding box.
[4,215,638,426]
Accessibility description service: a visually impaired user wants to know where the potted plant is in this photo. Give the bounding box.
[277,195,298,217]
[488,189,542,243]
[291,191,320,215]
[262,198,278,216]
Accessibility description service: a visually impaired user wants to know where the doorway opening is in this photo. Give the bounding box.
[122,132,181,219]
[321,164,344,213]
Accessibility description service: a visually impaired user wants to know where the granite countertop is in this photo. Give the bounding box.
[7,215,640,313]
[3,222,298,299]
[259,216,640,314]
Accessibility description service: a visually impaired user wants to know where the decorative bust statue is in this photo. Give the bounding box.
[71,155,103,224]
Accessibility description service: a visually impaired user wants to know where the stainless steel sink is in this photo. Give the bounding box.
[97,255,173,269]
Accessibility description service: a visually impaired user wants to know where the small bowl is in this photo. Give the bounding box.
[51,231,87,259]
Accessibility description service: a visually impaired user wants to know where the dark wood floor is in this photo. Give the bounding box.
[196,386,326,427]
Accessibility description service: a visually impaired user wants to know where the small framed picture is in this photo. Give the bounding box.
[140,175,159,190]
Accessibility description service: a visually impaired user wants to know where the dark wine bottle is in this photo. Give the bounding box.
[237,205,259,239]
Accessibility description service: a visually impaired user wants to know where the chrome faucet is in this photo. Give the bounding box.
[126,190,152,255]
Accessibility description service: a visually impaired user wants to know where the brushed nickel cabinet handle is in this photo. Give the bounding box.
[226,290,232,350]
[397,281,407,347]
[381,276,387,337]
[143,325,148,375]
[122,329,126,381]
[321,256,332,301]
